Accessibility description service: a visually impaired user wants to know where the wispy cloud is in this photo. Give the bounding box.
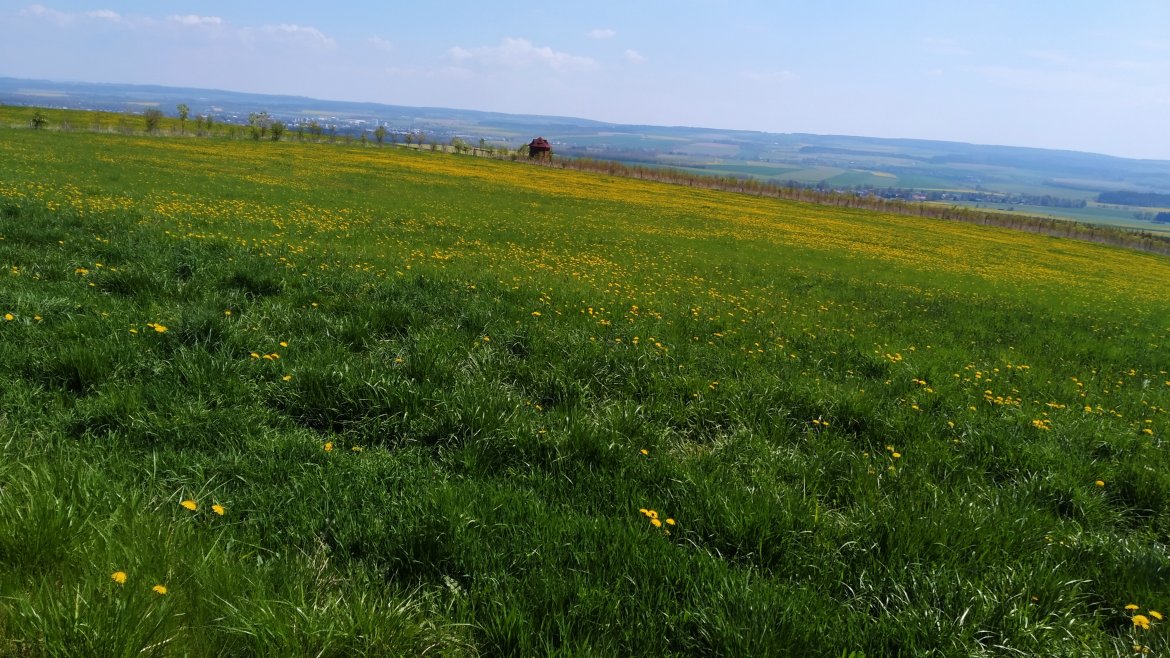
[368,36,393,53]
[167,14,222,27]
[84,9,121,22]
[623,49,647,64]
[255,23,336,49]
[587,28,616,40]
[20,4,79,26]
[448,38,597,72]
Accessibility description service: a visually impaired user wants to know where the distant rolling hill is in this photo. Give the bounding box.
[4,75,1170,230]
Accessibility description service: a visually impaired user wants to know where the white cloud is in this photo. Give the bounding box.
[448,37,597,72]
[167,14,223,27]
[21,4,130,26]
[368,36,393,52]
[256,23,336,49]
[588,28,616,40]
[84,9,120,22]
[623,49,647,64]
[20,4,77,26]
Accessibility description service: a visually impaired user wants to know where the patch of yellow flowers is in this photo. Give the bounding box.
[638,508,677,535]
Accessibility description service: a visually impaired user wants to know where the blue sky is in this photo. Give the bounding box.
[3,1,1169,159]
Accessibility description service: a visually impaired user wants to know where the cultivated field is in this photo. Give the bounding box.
[1,122,1168,656]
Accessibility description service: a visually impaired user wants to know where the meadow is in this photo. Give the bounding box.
[1,117,1169,656]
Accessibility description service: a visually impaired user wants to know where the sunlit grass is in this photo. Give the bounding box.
[0,120,1168,655]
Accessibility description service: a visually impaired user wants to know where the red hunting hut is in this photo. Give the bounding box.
[528,137,552,160]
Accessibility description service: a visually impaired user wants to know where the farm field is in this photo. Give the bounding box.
[1,122,1169,656]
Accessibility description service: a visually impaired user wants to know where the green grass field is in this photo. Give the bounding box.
[1,115,1169,656]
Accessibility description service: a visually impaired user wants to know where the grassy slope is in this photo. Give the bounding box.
[1,127,1169,656]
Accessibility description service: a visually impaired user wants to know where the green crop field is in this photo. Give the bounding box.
[1,112,1169,656]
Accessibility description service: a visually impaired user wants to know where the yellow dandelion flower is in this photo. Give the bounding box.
[152,324,168,333]
[1095,480,1105,487]
[1127,604,1141,611]
[531,311,541,317]
[650,518,662,528]
[639,449,649,456]
[324,442,334,452]
[111,571,127,584]
[224,309,232,316]
[152,584,167,595]
[638,508,648,515]
[1150,610,1163,621]
[282,374,293,382]
[211,504,225,516]
[3,313,13,321]
[892,452,902,459]
[279,341,288,347]
[1133,614,1151,630]
[180,499,197,511]
[647,510,658,519]
[250,352,260,359]
[34,315,42,321]
[665,518,676,525]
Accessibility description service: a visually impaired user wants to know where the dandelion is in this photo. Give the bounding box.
[1151,610,1164,621]
[1127,604,1141,611]
[324,442,334,452]
[531,311,541,317]
[180,499,197,511]
[279,341,288,347]
[1095,480,1105,487]
[282,374,293,382]
[3,313,12,321]
[211,504,225,516]
[153,324,168,333]
[224,309,232,316]
[111,571,127,584]
[152,584,167,595]
[666,518,676,526]
[639,449,649,456]
[892,452,902,459]
[650,518,662,528]
[1133,614,1151,630]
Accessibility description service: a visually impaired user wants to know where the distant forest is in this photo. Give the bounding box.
[1097,190,1170,207]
